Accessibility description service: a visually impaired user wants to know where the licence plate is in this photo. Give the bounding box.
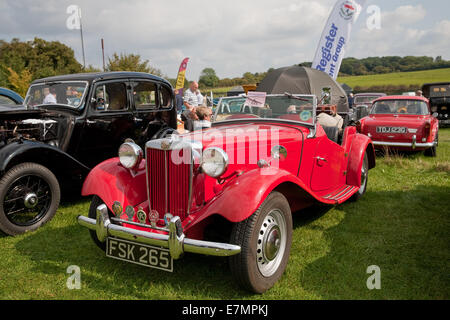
[106,238,173,272]
[376,126,406,133]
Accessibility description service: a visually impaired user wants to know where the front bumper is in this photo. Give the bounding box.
[77,204,241,259]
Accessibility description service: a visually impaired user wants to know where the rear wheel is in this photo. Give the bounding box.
[0,163,60,236]
[350,152,369,202]
[229,191,293,293]
[424,134,438,157]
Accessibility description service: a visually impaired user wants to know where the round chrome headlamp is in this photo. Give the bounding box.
[201,147,229,178]
[118,142,143,169]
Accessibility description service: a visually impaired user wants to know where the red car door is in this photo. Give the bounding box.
[310,135,345,192]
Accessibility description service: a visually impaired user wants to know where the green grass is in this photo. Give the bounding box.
[337,68,450,88]
[0,130,449,300]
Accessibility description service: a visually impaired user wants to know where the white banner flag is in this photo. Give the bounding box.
[312,0,366,79]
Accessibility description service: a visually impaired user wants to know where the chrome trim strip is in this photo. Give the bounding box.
[187,152,193,215]
[164,150,168,214]
[77,205,241,259]
[324,185,352,200]
[110,217,169,232]
[334,186,357,200]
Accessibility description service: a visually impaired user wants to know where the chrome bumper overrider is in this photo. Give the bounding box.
[77,204,241,259]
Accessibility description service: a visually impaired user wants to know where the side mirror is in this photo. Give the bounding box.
[271,145,287,161]
[432,112,438,118]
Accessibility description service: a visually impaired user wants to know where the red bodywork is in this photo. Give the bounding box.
[357,95,439,151]
[82,119,375,240]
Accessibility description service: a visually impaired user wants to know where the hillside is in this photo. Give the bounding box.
[338,68,450,91]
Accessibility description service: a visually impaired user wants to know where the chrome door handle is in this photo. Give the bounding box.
[315,156,327,162]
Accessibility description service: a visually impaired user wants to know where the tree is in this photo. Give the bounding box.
[0,37,82,89]
[7,67,32,97]
[106,53,162,76]
[198,68,219,88]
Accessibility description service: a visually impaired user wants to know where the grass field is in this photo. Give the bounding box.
[0,129,449,300]
[338,68,450,89]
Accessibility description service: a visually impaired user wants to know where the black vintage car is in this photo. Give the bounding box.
[422,82,450,126]
[0,72,177,235]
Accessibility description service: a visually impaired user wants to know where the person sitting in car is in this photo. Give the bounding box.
[193,106,212,131]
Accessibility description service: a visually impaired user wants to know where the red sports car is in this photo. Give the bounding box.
[78,93,375,293]
[356,95,439,156]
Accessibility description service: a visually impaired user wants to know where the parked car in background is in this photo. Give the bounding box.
[422,82,450,127]
[78,93,375,293]
[0,72,177,236]
[352,92,386,121]
[356,95,438,156]
[0,87,24,105]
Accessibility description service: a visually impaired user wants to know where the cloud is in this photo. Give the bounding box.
[0,1,449,80]
[348,4,450,60]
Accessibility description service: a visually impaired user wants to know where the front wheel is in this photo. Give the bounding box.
[88,195,113,251]
[0,162,60,236]
[229,191,293,293]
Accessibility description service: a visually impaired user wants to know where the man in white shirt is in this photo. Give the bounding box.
[183,81,199,111]
[43,87,57,104]
[196,90,204,106]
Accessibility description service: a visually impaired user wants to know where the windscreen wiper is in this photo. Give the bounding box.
[284,92,310,102]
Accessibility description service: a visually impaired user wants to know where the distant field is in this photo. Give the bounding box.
[338,68,450,88]
[205,68,450,98]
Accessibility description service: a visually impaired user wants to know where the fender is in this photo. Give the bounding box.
[81,158,148,211]
[346,133,376,187]
[0,140,90,176]
[187,167,336,228]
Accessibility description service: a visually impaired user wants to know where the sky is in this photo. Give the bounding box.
[1,0,449,81]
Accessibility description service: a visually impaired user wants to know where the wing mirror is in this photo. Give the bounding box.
[432,112,438,118]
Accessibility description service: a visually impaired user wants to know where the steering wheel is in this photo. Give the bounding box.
[151,127,179,140]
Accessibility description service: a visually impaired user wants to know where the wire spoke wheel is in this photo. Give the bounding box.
[4,174,52,226]
[0,163,60,236]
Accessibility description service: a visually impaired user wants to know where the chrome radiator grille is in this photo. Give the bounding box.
[146,143,192,219]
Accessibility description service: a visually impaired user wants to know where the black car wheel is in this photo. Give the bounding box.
[229,191,293,293]
[424,133,438,157]
[0,163,60,236]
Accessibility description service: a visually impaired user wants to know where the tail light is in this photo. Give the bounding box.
[424,122,431,139]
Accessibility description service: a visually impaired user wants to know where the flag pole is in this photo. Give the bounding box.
[101,38,105,71]
[78,7,86,69]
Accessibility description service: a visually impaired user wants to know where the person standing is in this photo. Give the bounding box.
[174,89,184,113]
[348,92,354,109]
[183,81,199,110]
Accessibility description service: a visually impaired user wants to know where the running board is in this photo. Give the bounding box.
[321,185,359,203]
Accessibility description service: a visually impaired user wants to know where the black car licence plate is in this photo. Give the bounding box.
[376,126,407,133]
[106,238,173,272]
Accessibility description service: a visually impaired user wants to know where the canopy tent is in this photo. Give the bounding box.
[256,66,349,113]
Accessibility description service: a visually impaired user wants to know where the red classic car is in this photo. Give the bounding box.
[77,93,375,293]
[356,95,439,156]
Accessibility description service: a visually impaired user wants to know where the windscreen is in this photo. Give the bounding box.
[213,94,316,125]
[25,82,88,108]
[371,100,429,115]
